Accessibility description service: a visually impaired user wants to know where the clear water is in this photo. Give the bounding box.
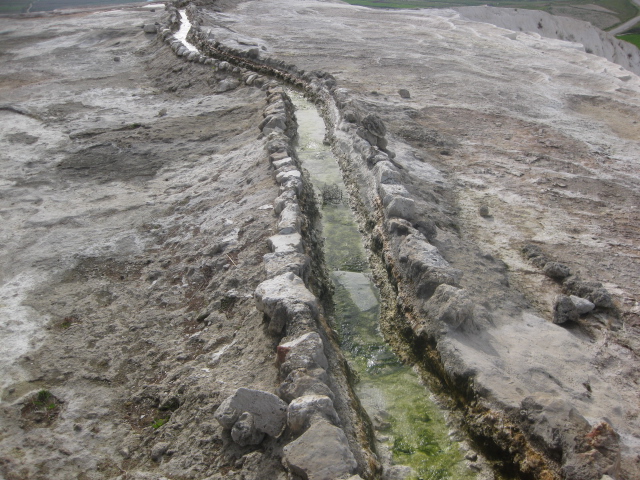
[290,90,475,480]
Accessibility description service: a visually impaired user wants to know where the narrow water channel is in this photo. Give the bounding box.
[289,91,476,480]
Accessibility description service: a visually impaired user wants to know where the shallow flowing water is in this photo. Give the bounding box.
[289,90,475,480]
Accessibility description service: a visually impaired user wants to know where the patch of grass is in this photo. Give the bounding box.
[152,418,168,429]
[21,389,62,429]
[617,33,640,48]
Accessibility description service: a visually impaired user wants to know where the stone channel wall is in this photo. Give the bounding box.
[152,2,619,479]
[153,5,377,480]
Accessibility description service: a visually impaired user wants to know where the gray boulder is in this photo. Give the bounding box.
[268,233,303,254]
[277,203,301,235]
[143,23,158,34]
[216,78,240,93]
[277,369,334,402]
[263,251,310,282]
[398,89,411,99]
[287,395,340,435]
[553,294,579,324]
[283,420,358,480]
[254,273,319,334]
[214,388,288,438]
[543,261,571,280]
[278,332,329,376]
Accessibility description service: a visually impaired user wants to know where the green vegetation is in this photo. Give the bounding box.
[33,389,57,410]
[343,0,639,28]
[152,418,168,429]
[617,33,640,47]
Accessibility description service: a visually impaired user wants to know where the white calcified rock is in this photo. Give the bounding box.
[214,388,288,438]
[277,369,335,402]
[288,395,340,435]
[254,273,318,333]
[569,295,595,314]
[283,420,358,480]
[268,233,303,254]
[277,202,301,234]
[263,251,310,280]
[278,332,329,373]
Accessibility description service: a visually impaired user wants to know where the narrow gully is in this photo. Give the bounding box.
[288,90,477,480]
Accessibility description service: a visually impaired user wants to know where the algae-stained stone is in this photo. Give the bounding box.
[283,420,357,480]
[214,388,287,437]
[331,271,378,312]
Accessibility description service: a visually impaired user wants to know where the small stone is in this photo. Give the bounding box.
[158,108,167,117]
[398,89,411,99]
[465,452,478,461]
[113,56,120,62]
[543,261,571,280]
[478,205,490,217]
[569,295,595,315]
[143,24,157,34]
[553,294,579,324]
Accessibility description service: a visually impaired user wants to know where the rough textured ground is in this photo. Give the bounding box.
[0,5,295,479]
[1,0,640,479]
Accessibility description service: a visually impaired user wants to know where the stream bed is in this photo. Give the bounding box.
[289,90,476,480]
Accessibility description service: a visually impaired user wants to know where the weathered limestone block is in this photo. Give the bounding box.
[261,114,287,135]
[278,332,328,376]
[268,233,303,254]
[276,169,301,185]
[385,196,415,222]
[373,161,400,185]
[378,184,410,206]
[283,420,358,480]
[422,284,474,329]
[553,294,579,324]
[231,412,265,446]
[274,189,297,215]
[254,273,318,334]
[214,388,288,438]
[264,100,285,116]
[263,251,310,281]
[272,157,295,171]
[288,395,340,435]
[216,78,240,93]
[278,203,301,235]
[277,369,335,403]
[397,234,461,298]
